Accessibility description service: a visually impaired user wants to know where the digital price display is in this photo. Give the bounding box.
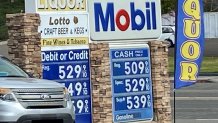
[110,47,153,122]
[42,49,92,123]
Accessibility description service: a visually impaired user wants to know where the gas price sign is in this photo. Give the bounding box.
[42,48,92,123]
[110,47,153,122]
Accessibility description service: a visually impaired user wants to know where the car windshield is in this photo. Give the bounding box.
[162,27,174,33]
[0,57,29,77]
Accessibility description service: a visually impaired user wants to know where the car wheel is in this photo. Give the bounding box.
[165,39,174,48]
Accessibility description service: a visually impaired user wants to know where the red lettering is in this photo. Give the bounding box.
[116,9,130,31]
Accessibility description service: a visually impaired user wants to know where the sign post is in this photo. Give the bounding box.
[25,0,92,123]
[89,0,161,41]
[39,13,89,46]
[89,0,161,122]
[174,0,205,88]
[110,44,153,122]
[41,47,92,123]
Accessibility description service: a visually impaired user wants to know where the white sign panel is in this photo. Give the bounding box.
[25,0,87,13]
[39,13,89,46]
[88,0,162,41]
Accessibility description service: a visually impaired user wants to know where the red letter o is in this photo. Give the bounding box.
[116,9,130,31]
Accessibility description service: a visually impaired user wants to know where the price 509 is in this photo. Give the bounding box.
[125,61,149,75]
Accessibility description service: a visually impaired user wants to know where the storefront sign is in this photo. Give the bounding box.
[41,47,92,123]
[39,13,89,46]
[25,0,87,13]
[89,0,161,41]
[110,45,153,122]
[174,0,205,89]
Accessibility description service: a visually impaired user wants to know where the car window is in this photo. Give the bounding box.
[0,57,29,77]
[162,27,174,33]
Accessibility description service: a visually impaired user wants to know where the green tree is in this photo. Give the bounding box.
[0,0,24,41]
[204,0,218,12]
[161,0,177,14]
[161,0,218,13]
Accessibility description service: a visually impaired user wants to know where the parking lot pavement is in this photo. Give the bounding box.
[197,76,218,83]
[171,76,218,123]
[170,76,218,83]
[0,41,8,57]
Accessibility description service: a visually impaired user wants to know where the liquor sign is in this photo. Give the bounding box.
[89,0,161,41]
[25,0,87,13]
[174,0,205,89]
[110,45,153,122]
[39,13,89,46]
[41,47,92,123]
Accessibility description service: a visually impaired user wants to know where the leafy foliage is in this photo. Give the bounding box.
[161,0,218,13]
[0,0,24,41]
[161,0,177,14]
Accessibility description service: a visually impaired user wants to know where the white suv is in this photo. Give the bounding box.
[0,56,75,123]
[159,25,175,47]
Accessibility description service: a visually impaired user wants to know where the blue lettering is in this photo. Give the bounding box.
[94,2,157,31]
[146,2,151,30]
[131,2,145,30]
[151,2,157,29]
[94,3,115,32]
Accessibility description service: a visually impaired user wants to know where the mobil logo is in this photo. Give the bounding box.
[89,0,161,41]
[94,1,158,32]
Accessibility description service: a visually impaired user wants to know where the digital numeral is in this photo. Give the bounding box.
[59,65,83,79]
[124,61,149,75]
[126,95,148,110]
[72,99,89,114]
[125,78,149,92]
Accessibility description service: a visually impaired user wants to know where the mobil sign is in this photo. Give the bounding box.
[89,0,161,41]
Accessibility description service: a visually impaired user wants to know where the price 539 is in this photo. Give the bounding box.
[72,99,89,114]
[126,95,151,110]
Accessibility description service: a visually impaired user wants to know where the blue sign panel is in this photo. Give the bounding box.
[174,0,205,89]
[110,47,153,122]
[42,49,92,123]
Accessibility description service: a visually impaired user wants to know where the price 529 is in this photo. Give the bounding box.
[59,65,86,79]
[125,78,149,92]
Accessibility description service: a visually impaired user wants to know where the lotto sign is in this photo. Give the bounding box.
[174,0,205,89]
[110,45,153,122]
[25,0,87,13]
[89,0,161,41]
[39,13,89,46]
[41,48,92,123]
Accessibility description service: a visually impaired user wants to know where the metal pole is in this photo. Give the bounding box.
[211,0,213,11]
[174,89,176,123]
